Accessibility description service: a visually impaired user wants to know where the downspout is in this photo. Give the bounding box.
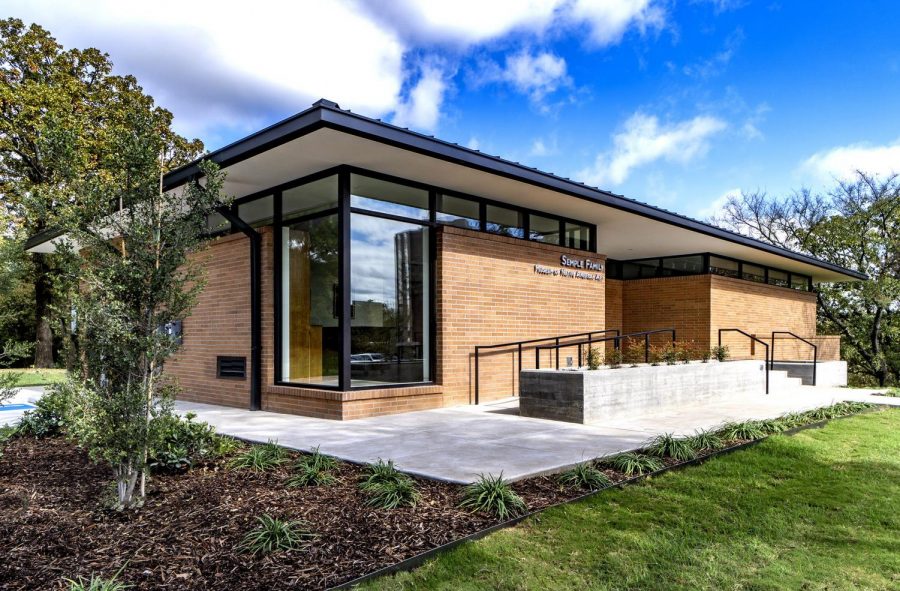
[219,208,263,411]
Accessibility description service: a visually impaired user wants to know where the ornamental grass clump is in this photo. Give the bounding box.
[688,428,725,451]
[65,572,129,591]
[239,514,315,555]
[557,463,611,491]
[286,446,338,487]
[645,433,699,461]
[359,459,420,509]
[718,420,768,441]
[460,473,527,520]
[229,440,289,471]
[586,347,602,370]
[601,452,663,477]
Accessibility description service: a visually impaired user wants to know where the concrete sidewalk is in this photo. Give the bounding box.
[176,385,894,483]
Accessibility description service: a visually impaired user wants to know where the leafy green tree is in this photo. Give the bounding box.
[712,172,899,386]
[48,75,228,507]
[0,19,203,367]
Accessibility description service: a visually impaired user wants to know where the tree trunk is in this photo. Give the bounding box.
[33,253,54,368]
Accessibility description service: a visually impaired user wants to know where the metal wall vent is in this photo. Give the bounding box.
[217,356,247,379]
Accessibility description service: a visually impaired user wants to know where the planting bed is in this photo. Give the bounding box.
[0,403,876,590]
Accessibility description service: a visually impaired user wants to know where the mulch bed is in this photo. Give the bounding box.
[1,437,644,590]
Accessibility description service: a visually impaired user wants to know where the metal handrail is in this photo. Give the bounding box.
[473,329,620,404]
[718,328,770,394]
[771,331,818,386]
[534,328,676,369]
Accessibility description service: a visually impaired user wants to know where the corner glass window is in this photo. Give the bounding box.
[350,174,429,220]
[485,205,524,238]
[742,263,766,283]
[564,222,591,251]
[237,195,273,227]
[768,269,789,288]
[709,256,739,278]
[623,259,660,279]
[283,176,338,222]
[529,214,561,245]
[281,214,340,386]
[436,194,480,230]
[791,274,810,291]
[350,213,430,386]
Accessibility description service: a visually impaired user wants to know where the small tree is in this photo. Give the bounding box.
[59,99,227,507]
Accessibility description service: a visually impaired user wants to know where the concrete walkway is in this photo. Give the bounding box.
[176,385,895,483]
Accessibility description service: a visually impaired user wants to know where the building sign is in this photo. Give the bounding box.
[534,255,604,281]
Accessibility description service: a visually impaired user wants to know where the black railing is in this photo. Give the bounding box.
[534,328,676,369]
[473,329,620,404]
[718,328,770,394]
[771,331,818,386]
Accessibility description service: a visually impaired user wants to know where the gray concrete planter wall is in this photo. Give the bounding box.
[520,360,767,424]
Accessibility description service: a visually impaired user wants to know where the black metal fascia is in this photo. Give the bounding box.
[160,100,865,281]
[218,207,262,411]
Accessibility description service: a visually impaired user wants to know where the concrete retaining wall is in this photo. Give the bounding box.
[519,360,767,424]
[772,361,847,387]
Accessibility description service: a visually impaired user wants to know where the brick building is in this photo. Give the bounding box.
[27,99,864,419]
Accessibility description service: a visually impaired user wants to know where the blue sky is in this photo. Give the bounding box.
[8,0,900,219]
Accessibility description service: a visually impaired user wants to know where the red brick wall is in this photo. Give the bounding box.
[620,275,712,355]
[167,232,254,408]
[436,226,606,405]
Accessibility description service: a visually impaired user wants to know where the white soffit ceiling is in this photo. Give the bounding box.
[217,128,852,282]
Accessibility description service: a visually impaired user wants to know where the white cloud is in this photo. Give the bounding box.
[696,187,741,220]
[682,28,744,79]
[799,140,900,184]
[474,50,571,107]
[6,0,405,141]
[7,0,668,142]
[392,61,451,132]
[569,0,667,46]
[579,112,727,186]
[466,137,481,150]
[529,136,559,157]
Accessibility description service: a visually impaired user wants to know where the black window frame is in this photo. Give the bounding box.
[606,251,814,292]
[251,164,597,392]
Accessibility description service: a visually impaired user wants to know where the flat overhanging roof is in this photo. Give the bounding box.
[29,99,866,283]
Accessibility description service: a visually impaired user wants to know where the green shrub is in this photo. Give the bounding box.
[718,420,768,441]
[286,447,338,487]
[0,425,15,459]
[557,463,611,491]
[659,344,679,365]
[586,347,601,370]
[238,514,314,555]
[16,383,73,438]
[460,473,527,520]
[65,569,129,591]
[602,452,664,476]
[711,345,730,362]
[229,440,289,471]
[148,412,237,473]
[359,459,419,508]
[645,433,699,461]
[699,348,712,363]
[606,348,623,369]
[688,429,725,451]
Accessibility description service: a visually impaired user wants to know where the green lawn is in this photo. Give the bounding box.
[0,368,67,388]
[365,409,900,591]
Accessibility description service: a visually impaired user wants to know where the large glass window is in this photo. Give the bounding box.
[350,214,429,386]
[662,255,705,276]
[564,222,591,251]
[486,205,524,238]
[281,214,340,386]
[529,214,561,245]
[791,274,810,290]
[284,176,338,221]
[351,174,429,220]
[238,195,274,227]
[709,256,739,278]
[768,269,789,288]
[436,194,480,230]
[742,263,766,283]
